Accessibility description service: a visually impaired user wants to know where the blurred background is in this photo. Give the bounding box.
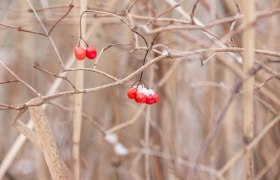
[0,0,280,179]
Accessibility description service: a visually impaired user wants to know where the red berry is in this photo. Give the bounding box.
[74,47,86,60]
[86,46,97,60]
[146,95,155,105]
[135,93,147,103]
[153,93,159,103]
[127,88,137,99]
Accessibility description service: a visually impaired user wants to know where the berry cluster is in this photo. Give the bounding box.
[74,46,97,61]
[127,85,159,105]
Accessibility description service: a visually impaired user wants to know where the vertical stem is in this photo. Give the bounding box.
[145,107,151,180]
[205,2,216,178]
[73,0,87,179]
[242,0,255,179]
[37,1,49,178]
[225,71,239,180]
[144,65,155,180]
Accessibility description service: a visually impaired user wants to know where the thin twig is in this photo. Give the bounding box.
[33,65,77,90]
[93,42,131,69]
[188,65,262,180]
[255,148,280,180]
[106,105,146,134]
[190,0,200,24]
[5,46,280,108]
[242,0,256,178]
[0,26,96,179]
[64,68,119,82]
[47,0,74,36]
[0,23,47,36]
[26,0,65,68]
[217,115,280,176]
[147,3,181,26]
[0,79,18,85]
[0,61,41,97]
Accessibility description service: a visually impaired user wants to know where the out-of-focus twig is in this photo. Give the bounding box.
[0,61,41,97]
[188,64,262,180]
[217,115,280,177]
[0,79,18,85]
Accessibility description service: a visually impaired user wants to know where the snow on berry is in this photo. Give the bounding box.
[146,89,155,96]
[127,84,159,105]
[137,85,144,92]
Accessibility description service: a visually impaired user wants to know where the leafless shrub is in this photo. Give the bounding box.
[0,0,280,179]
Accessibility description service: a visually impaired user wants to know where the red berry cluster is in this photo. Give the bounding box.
[127,85,159,105]
[74,46,97,61]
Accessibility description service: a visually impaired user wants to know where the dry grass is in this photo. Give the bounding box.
[0,0,280,179]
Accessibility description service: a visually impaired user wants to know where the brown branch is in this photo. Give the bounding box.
[171,47,280,59]
[93,42,131,68]
[267,59,280,63]
[190,0,200,24]
[0,79,18,85]
[4,46,280,109]
[130,14,190,24]
[33,65,77,90]
[106,105,146,134]
[26,0,71,68]
[140,8,280,34]
[0,23,47,37]
[0,61,41,97]
[126,0,141,12]
[217,115,280,176]
[187,64,262,180]
[47,0,74,36]
[233,0,241,13]
[0,1,74,38]
[255,148,280,180]
[256,76,275,90]
[64,68,119,82]
[28,4,73,13]
[147,2,181,25]
[0,103,13,110]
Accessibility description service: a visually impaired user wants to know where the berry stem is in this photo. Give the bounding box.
[139,33,160,82]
